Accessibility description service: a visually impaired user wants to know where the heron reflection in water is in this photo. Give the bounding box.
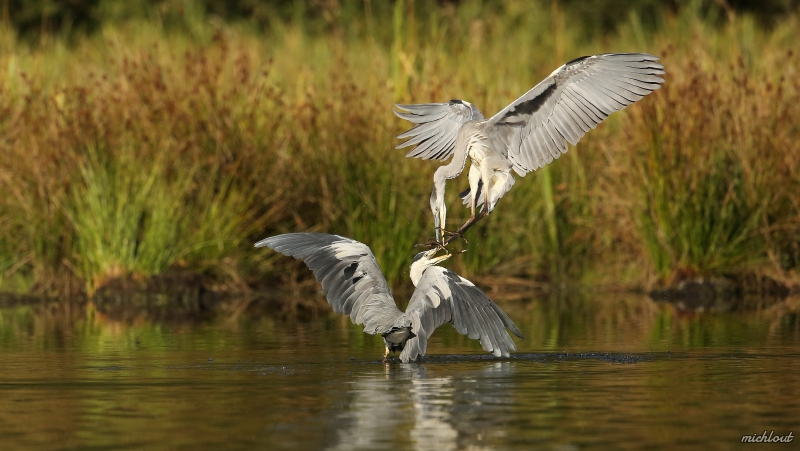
[328,363,516,451]
[256,233,523,362]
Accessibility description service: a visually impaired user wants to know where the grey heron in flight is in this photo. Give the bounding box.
[255,233,523,363]
[394,53,666,244]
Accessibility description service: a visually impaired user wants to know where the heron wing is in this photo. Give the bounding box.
[255,233,404,334]
[394,100,485,161]
[486,53,665,174]
[399,267,523,362]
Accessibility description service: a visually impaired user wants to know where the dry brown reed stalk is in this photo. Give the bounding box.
[609,31,800,285]
[0,2,798,297]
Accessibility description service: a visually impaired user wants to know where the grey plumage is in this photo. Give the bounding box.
[256,232,523,363]
[394,53,666,240]
[395,100,486,161]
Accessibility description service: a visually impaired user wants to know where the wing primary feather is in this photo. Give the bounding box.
[395,101,484,162]
[396,119,447,140]
[393,109,448,124]
[598,76,645,101]
[586,78,631,106]
[337,286,359,315]
[456,284,485,340]
[485,308,511,356]
[258,233,403,334]
[607,76,654,96]
[397,133,436,151]
[572,83,616,115]
[581,78,628,110]
[448,293,469,334]
[548,106,577,145]
[521,131,539,170]
[473,303,502,355]
[552,105,578,144]
[404,133,440,158]
[590,75,641,103]
[475,295,511,357]
[318,259,347,291]
[560,92,596,130]
[415,315,429,357]
[491,303,524,339]
[534,127,555,163]
[530,127,549,167]
[351,289,374,323]
[527,130,543,170]
[595,68,664,89]
[556,103,586,137]
[456,284,496,353]
[543,123,567,156]
[327,275,354,309]
[528,128,546,169]
[566,88,606,123]
[461,300,482,339]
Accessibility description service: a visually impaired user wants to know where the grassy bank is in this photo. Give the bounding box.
[0,0,798,296]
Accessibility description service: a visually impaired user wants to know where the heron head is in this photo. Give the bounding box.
[409,248,452,286]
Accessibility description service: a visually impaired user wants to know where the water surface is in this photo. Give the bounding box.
[1,293,798,450]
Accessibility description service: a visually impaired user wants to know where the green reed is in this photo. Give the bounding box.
[0,0,798,296]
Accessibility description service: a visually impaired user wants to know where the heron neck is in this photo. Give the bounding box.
[440,128,473,180]
[409,263,428,287]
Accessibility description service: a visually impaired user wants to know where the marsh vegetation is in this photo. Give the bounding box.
[0,0,798,298]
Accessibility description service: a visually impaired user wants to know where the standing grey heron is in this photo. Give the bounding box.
[394,53,666,243]
[256,233,523,363]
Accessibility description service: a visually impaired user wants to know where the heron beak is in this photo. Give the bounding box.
[423,248,452,265]
[436,206,447,243]
[433,208,442,242]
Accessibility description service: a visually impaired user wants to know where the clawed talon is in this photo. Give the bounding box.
[414,239,448,255]
[415,229,472,256]
[438,227,470,247]
[442,231,468,247]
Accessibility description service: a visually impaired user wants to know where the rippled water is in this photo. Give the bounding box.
[1,293,799,450]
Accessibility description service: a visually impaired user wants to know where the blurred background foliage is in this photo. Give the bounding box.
[0,0,799,297]
[4,0,800,41]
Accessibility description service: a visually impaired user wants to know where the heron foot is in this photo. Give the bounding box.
[440,228,470,245]
[414,239,449,255]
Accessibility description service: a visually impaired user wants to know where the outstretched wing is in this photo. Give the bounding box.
[399,267,523,362]
[255,233,404,335]
[486,53,665,174]
[394,100,485,161]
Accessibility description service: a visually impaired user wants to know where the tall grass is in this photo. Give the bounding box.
[0,0,798,296]
[613,9,800,284]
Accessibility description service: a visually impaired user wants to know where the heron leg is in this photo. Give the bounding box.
[442,219,481,246]
[441,167,484,247]
[451,208,487,240]
[462,165,481,228]
[483,183,491,216]
[382,346,390,364]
